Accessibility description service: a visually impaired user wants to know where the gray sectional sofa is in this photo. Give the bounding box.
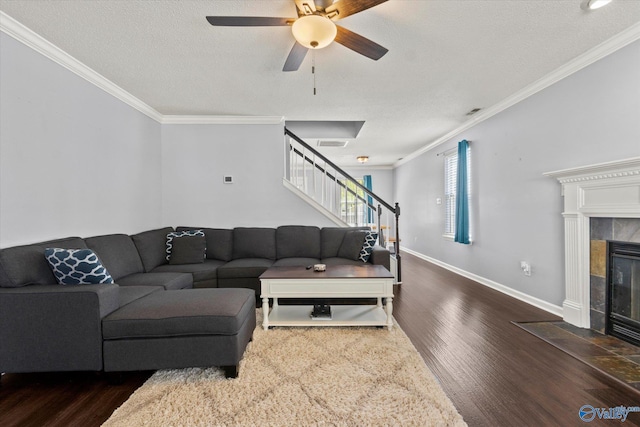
[0,225,390,379]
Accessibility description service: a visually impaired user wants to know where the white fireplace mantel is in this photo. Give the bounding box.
[544,157,640,328]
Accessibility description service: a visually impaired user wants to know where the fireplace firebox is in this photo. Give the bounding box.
[607,241,640,346]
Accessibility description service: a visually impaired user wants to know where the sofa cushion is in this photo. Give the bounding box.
[358,231,378,262]
[177,227,233,261]
[102,288,256,339]
[116,272,193,290]
[168,235,206,265]
[153,259,224,284]
[233,228,276,260]
[85,234,144,280]
[321,257,368,267]
[0,237,87,288]
[118,285,163,307]
[217,258,274,279]
[320,227,369,259]
[44,248,114,285]
[272,257,321,267]
[276,226,321,259]
[131,227,174,272]
[337,231,368,261]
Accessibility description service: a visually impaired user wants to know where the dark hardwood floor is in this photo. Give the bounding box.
[394,253,640,427]
[1,253,638,426]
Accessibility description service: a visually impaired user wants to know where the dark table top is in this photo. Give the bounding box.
[259,264,394,280]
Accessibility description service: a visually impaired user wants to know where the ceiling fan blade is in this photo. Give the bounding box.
[206,16,292,26]
[334,25,388,60]
[294,0,317,17]
[283,42,309,72]
[325,0,388,20]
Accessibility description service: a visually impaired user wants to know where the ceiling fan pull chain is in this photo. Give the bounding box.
[312,50,317,95]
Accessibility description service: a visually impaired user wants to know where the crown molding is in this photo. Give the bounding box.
[0,11,164,123]
[3,11,639,147]
[394,22,640,168]
[161,115,285,125]
[0,12,284,127]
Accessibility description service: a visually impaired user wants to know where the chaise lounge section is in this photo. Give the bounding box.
[101,288,256,378]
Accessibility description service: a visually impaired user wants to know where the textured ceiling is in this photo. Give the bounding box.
[1,0,639,166]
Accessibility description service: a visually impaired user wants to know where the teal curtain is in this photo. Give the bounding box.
[363,175,373,223]
[454,140,470,244]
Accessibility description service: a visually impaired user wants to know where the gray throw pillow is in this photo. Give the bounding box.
[337,231,367,261]
[169,235,206,265]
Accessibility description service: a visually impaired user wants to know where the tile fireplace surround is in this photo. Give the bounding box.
[545,157,640,329]
[589,218,640,332]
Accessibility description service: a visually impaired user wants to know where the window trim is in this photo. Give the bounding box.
[442,145,472,243]
[443,148,457,240]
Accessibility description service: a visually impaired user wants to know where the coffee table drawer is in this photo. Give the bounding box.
[260,265,394,330]
[265,279,390,297]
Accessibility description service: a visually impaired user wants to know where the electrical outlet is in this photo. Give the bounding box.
[520,261,531,276]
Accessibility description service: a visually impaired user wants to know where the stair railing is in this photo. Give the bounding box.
[284,128,402,283]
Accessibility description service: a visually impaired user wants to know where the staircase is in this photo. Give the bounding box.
[283,128,402,283]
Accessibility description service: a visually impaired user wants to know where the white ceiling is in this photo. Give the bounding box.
[1,0,639,167]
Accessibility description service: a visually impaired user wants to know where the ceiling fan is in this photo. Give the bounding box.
[206,0,389,72]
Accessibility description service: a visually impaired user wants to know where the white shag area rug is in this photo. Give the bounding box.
[103,310,466,427]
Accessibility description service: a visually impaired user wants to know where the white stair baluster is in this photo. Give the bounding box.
[312,154,317,202]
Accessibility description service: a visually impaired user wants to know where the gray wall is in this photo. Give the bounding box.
[161,123,336,228]
[1,32,336,249]
[394,40,640,307]
[0,33,163,248]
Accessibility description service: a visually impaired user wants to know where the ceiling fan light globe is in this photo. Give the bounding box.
[588,0,612,8]
[292,15,337,49]
[581,0,612,10]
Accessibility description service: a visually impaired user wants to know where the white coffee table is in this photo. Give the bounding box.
[259,264,395,330]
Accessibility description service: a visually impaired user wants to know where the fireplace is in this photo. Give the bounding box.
[545,157,640,329]
[607,241,640,345]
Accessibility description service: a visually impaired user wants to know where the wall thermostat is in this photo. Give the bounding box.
[223,175,233,184]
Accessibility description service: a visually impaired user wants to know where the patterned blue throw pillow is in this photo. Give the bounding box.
[358,231,378,262]
[166,230,206,261]
[44,248,114,285]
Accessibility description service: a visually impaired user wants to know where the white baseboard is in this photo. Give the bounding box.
[401,248,563,318]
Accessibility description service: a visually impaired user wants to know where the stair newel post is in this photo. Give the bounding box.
[394,202,402,284]
[377,204,383,246]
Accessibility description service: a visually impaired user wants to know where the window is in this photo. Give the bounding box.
[339,179,366,225]
[443,146,471,239]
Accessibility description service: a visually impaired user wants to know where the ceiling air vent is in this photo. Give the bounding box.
[317,140,349,148]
